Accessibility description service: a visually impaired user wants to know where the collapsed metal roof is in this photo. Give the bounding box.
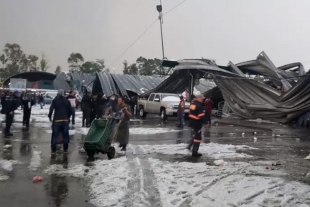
[70,73,95,92]
[144,52,309,123]
[53,72,70,91]
[92,72,166,96]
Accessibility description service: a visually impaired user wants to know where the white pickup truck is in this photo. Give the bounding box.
[137,93,190,120]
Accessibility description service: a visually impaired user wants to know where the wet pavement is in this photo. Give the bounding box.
[0,114,310,206]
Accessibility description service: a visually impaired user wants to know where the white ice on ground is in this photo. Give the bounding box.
[45,129,77,136]
[129,127,181,135]
[130,143,255,159]
[44,156,129,207]
[44,127,181,136]
[76,127,90,135]
[0,160,20,171]
[148,158,310,207]
[28,151,42,171]
[0,175,9,181]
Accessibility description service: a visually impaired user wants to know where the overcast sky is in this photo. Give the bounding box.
[1,0,310,73]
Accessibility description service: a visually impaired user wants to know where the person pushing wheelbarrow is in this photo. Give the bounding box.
[114,96,131,151]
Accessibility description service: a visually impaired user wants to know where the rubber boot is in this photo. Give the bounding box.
[187,140,193,150]
[192,142,202,157]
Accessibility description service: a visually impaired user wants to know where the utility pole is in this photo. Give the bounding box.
[157,1,165,76]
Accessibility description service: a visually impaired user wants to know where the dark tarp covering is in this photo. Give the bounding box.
[143,52,309,123]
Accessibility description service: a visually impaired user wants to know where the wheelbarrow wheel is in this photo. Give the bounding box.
[86,150,95,161]
[107,147,116,160]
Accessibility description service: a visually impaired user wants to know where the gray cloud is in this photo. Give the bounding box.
[1,0,310,73]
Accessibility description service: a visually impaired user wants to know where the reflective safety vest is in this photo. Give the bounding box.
[188,101,204,128]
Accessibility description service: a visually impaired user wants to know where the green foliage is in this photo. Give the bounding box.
[68,52,84,73]
[0,43,40,80]
[123,57,170,76]
[123,60,138,75]
[80,59,105,74]
[39,53,50,72]
[55,65,61,74]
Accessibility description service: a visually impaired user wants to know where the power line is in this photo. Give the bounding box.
[107,0,190,69]
[107,19,158,69]
[163,0,189,16]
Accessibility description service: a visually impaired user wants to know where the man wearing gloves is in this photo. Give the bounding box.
[48,89,72,153]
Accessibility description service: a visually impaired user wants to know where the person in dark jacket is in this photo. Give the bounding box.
[1,91,7,114]
[4,90,21,137]
[38,94,44,109]
[187,94,205,157]
[96,93,106,119]
[90,94,97,124]
[81,91,92,127]
[177,96,185,128]
[130,96,137,116]
[204,98,214,129]
[107,94,118,112]
[48,89,72,153]
[22,93,36,128]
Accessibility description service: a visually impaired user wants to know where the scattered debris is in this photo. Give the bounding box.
[265,166,269,170]
[3,145,12,150]
[0,175,9,181]
[79,147,86,153]
[32,175,43,182]
[272,162,281,166]
[214,159,226,166]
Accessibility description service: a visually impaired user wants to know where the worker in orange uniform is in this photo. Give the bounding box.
[187,94,205,157]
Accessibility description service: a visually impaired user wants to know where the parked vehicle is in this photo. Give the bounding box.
[43,92,57,105]
[137,93,190,120]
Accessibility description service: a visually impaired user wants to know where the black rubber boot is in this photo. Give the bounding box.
[192,142,202,157]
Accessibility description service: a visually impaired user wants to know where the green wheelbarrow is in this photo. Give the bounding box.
[83,118,116,160]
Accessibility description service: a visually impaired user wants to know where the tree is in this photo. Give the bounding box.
[27,55,39,71]
[3,43,24,65]
[39,53,50,72]
[136,57,161,76]
[0,43,40,79]
[96,59,105,71]
[123,60,130,74]
[68,53,84,73]
[123,60,138,75]
[81,61,102,74]
[55,66,61,74]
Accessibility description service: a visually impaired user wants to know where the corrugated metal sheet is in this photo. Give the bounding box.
[53,72,70,91]
[93,72,165,96]
[71,73,95,92]
[143,52,309,123]
[95,72,118,96]
[195,79,216,93]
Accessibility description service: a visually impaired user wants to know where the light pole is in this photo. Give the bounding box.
[157,1,165,76]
